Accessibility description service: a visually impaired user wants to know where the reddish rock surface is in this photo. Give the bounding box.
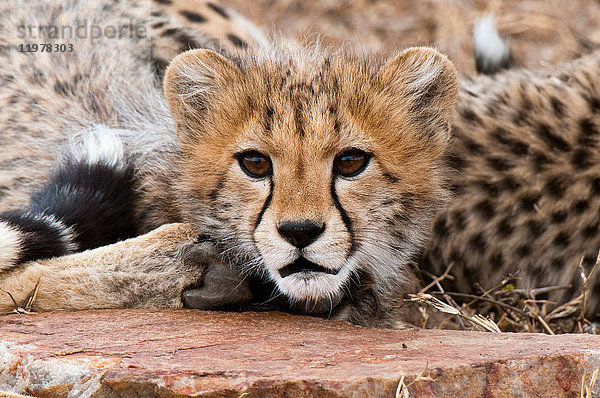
[0,310,599,397]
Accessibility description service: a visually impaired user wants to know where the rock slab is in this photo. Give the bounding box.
[0,310,599,397]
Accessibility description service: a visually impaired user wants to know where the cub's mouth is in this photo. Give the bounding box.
[279,257,339,278]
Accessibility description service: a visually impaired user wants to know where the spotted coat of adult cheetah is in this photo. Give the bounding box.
[423,52,600,320]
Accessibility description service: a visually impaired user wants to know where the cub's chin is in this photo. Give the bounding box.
[270,258,349,314]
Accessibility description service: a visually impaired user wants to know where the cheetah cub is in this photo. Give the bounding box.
[0,0,457,327]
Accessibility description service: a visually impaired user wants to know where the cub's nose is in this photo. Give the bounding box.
[277,221,325,249]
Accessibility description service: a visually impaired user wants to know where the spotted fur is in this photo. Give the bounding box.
[423,51,600,320]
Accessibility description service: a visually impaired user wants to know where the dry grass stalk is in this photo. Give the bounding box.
[417,249,600,334]
[408,293,501,333]
[395,363,434,398]
[581,368,599,398]
[1,279,40,315]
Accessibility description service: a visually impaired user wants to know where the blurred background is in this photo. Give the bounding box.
[223,0,600,74]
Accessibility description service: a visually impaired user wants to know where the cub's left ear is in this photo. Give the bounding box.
[379,47,459,138]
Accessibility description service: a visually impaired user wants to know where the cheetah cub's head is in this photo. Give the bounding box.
[164,47,458,313]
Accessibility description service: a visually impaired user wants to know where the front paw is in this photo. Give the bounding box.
[182,260,253,310]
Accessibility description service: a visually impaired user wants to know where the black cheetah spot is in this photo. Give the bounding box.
[490,252,503,268]
[177,33,202,49]
[54,81,71,96]
[8,95,19,104]
[151,21,166,29]
[512,109,530,126]
[578,118,598,145]
[582,222,599,239]
[519,193,539,212]
[525,219,546,237]
[433,217,449,237]
[551,256,565,270]
[496,217,514,237]
[500,176,521,192]
[468,233,487,252]
[446,154,467,171]
[586,96,600,112]
[476,180,499,196]
[208,2,229,18]
[153,0,172,4]
[180,10,207,23]
[515,243,531,257]
[228,34,247,49]
[531,151,551,172]
[161,28,179,37]
[590,177,600,196]
[550,97,566,117]
[449,248,463,263]
[550,210,568,224]
[461,137,485,154]
[573,199,589,214]
[543,176,566,198]
[535,123,571,152]
[474,199,495,220]
[151,11,163,17]
[552,231,570,247]
[492,128,529,156]
[459,108,481,125]
[486,156,512,171]
[571,149,592,170]
[486,104,498,117]
[451,210,467,231]
[463,88,479,97]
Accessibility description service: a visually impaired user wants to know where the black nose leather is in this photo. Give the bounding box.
[277,221,325,249]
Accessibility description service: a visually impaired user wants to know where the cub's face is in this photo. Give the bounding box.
[164,47,458,310]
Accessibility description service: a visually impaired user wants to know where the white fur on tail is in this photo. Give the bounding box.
[474,15,509,74]
[0,222,22,273]
[68,126,126,168]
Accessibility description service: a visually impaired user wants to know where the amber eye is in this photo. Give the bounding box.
[333,149,370,177]
[238,151,272,178]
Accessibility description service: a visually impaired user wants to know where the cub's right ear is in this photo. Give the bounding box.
[378,47,459,140]
[164,49,241,130]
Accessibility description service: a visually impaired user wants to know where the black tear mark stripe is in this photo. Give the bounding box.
[330,177,356,256]
[253,177,273,232]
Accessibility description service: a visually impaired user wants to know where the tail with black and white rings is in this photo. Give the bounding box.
[0,127,139,271]
[474,15,511,74]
